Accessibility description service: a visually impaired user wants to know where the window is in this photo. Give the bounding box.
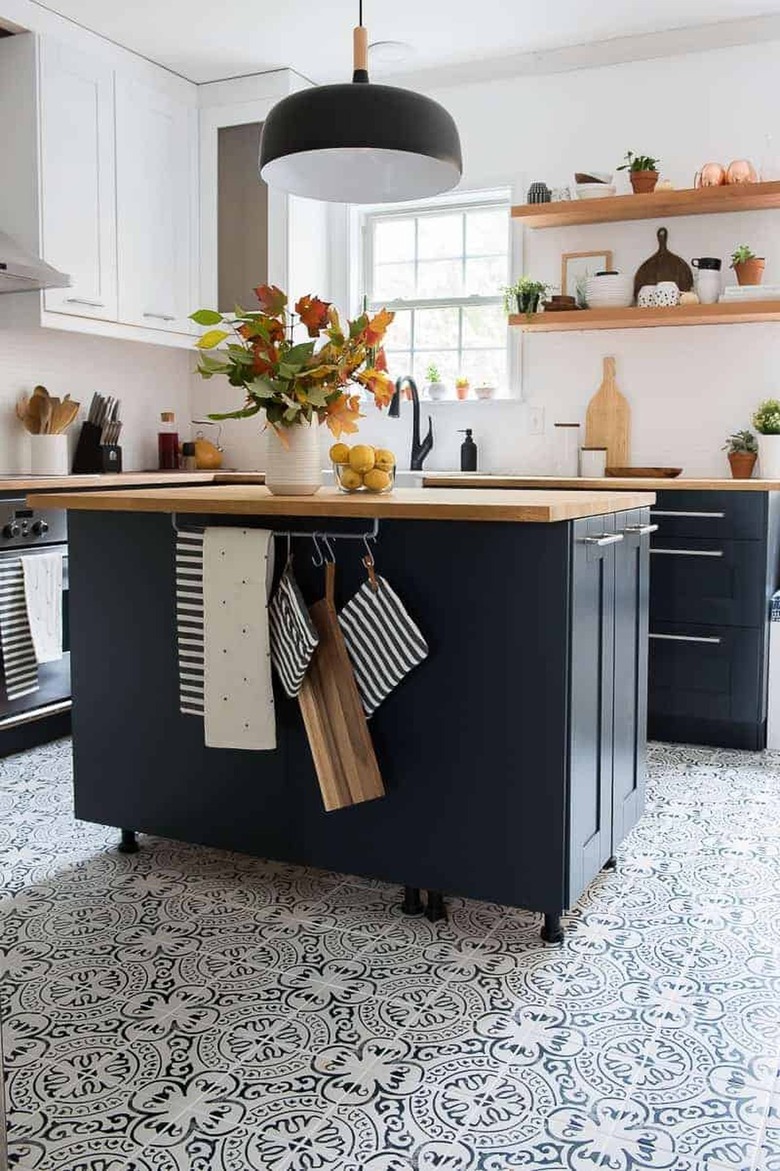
[362,193,510,395]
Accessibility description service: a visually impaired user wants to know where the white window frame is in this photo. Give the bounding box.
[356,188,519,397]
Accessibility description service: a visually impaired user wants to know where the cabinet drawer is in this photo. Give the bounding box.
[648,623,762,723]
[651,490,766,540]
[650,536,766,627]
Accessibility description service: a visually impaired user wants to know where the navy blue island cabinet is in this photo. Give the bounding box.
[65,501,652,941]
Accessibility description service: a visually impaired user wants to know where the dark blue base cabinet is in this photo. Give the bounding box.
[67,507,651,936]
[647,491,780,750]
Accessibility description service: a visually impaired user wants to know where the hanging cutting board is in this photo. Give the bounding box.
[633,226,694,298]
[298,561,385,812]
[584,356,630,467]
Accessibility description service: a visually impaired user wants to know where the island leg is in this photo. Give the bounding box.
[400,886,424,916]
[118,829,139,854]
[602,856,617,871]
[541,911,564,944]
[425,891,447,922]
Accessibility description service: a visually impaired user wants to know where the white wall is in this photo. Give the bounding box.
[0,328,194,473]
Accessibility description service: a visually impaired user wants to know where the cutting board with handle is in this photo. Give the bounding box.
[633,226,693,298]
[298,561,385,812]
[585,356,630,468]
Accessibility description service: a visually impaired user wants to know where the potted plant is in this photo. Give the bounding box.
[426,362,447,401]
[752,399,780,478]
[722,429,758,479]
[502,277,549,318]
[617,151,660,194]
[455,377,470,401]
[191,285,395,495]
[731,244,766,286]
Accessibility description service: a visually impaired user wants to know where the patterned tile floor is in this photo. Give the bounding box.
[1,739,780,1170]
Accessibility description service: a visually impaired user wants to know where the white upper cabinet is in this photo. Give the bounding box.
[115,78,197,335]
[39,40,117,320]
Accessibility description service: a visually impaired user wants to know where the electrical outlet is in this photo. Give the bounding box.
[528,407,545,435]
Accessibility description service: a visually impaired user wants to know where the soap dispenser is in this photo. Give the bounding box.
[459,429,478,472]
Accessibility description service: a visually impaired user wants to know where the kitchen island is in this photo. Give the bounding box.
[32,485,655,940]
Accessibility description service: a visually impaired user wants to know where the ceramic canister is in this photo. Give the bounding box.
[691,257,722,305]
[655,281,680,307]
[637,285,657,308]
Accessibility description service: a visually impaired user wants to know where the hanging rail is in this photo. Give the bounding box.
[170,512,380,546]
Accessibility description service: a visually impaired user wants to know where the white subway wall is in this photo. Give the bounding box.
[0,328,194,474]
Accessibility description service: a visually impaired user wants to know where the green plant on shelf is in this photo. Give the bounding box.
[425,363,441,383]
[731,244,758,267]
[617,151,660,173]
[502,277,550,318]
[722,429,758,454]
[752,400,780,434]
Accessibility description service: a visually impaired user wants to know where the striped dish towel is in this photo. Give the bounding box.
[772,591,780,622]
[175,530,205,715]
[339,575,428,717]
[0,558,39,700]
[269,566,319,699]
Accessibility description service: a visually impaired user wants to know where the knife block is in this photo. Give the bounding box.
[72,421,123,474]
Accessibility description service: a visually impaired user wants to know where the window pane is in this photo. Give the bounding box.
[462,304,506,348]
[385,308,412,348]
[465,256,508,297]
[414,350,458,389]
[384,350,411,380]
[374,217,414,263]
[373,262,415,300]
[466,208,508,256]
[416,259,462,298]
[414,306,459,349]
[460,348,506,386]
[417,213,462,260]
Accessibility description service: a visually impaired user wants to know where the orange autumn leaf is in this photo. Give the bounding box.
[325,392,364,438]
[374,346,388,372]
[364,307,395,347]
[295,294,332,338]
[356,368,395,408]
[253,284,288,317]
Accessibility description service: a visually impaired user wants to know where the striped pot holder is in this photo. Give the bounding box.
[339,575,428,717]
[175,530,205,716]
[269,565,319,699]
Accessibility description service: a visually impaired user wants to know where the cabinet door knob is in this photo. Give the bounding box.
[582,533,624,546]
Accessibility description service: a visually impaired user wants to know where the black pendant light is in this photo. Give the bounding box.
[259,1,462,204]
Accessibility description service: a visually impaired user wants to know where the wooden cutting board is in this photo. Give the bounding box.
[633,226,694,298]
[298,561,385,812]
[584,356,630,467]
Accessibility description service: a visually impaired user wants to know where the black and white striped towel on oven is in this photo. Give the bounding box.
[0,557,39,700]
[175,530,205,716]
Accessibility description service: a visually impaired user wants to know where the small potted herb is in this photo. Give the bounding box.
[503,277,549,318]
[426,362,446,401]
[617,151,660,194]
[731,244,766,287]
[722,430,758,479]
[752,399,780,478]
[455,376,470,401]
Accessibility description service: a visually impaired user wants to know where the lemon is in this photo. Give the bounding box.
[374,448,395,471]
[348,444,375,474]
[339,468,363,491]
[363,468,391,493]
[329,442,351,465]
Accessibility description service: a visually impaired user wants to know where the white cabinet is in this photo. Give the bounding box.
[39,40,117,321]
[116,79,197,334]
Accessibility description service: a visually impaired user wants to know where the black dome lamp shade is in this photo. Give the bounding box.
[258,2,462,204]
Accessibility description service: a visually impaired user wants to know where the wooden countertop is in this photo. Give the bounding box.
[423,474,780,492]
[1,471,220,493]
[28,485,656,523]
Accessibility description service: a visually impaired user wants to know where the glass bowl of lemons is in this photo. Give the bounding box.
[330,443,396,494]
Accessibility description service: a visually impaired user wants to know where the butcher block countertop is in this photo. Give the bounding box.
[28,485,656,523]
[0,471,222,492]
[423,474,780,492]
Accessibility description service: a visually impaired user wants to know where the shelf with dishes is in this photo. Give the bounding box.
[509,301,780,332]
[511,180,780,229]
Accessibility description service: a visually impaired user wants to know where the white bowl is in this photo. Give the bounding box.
[474,385,496,400]
[575,184,617,200]
[586,273,634,309]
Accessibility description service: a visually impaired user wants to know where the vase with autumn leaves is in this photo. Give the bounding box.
[191,285,395,495]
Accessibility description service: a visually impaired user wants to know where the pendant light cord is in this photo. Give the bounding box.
[359,0,363,26]
[353,0,369,82]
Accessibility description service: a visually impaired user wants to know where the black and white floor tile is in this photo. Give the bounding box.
[1,738,780,1169]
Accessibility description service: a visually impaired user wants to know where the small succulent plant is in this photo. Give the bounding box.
[722,429,758,454]
[617,151,660,173]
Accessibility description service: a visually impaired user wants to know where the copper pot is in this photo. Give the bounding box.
[695,163,726,187]
[726,159,757,184]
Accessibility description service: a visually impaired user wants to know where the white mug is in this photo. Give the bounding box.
[637,284,657,308]
[655,281,680,307]
[694,270,721,305]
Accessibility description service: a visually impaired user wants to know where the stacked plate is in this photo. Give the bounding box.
[586,273,634,309]
[722,284,780,302]
[574,171,615,200]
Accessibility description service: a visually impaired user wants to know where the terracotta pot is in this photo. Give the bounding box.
[727,451,757,479]
[455,383,469,401]
[733,258,766,286]
[630,170,659,194]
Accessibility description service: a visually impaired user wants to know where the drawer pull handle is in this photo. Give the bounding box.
[650,510,726,519]
[649,633,722,645]
[65,296,105,308]
[650,548,724,558]
[582,533,625,547]
[143,311,176,322]
[624,523,659,536]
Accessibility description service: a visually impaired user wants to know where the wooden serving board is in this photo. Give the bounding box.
[606,466,682,478]
[633,226,693,297]
[585,356,630,467]
[298,562,385,812]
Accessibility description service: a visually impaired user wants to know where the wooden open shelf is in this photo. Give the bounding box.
[511,181,780,228]
[509,300,780,332]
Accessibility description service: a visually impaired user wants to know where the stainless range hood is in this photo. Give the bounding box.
[0,229,70,293]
